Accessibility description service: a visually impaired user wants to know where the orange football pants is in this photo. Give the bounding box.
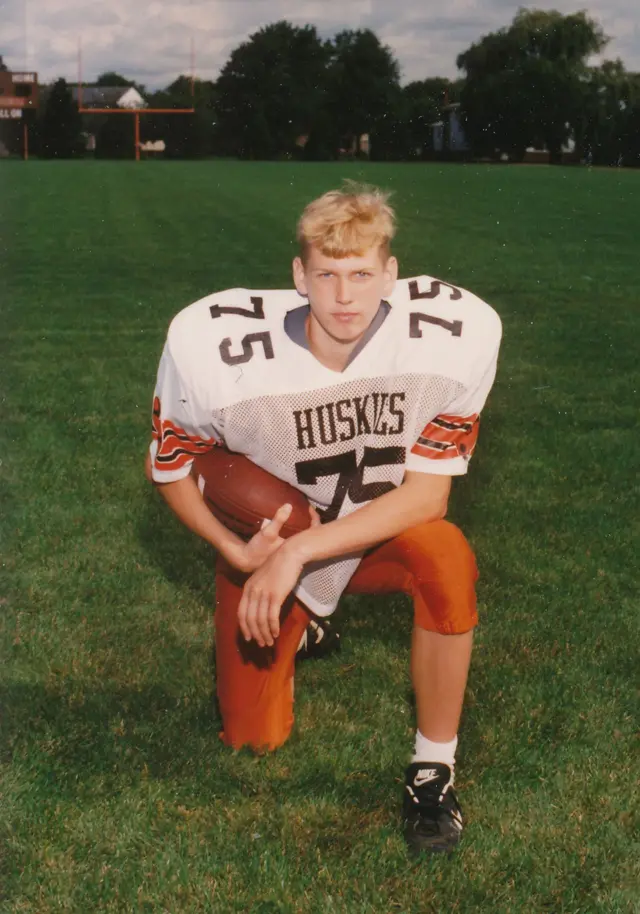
[214,519,478,753]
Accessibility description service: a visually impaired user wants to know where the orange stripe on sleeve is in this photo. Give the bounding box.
[152,396,218,473]
[411,413,480,462]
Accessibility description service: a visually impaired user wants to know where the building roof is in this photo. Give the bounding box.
[71,86,145,108]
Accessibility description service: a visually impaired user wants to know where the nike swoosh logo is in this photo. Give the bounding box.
[414,773,439,786]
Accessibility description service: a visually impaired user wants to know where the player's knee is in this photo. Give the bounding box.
[401,521,478,633]
[433,521,478,585]
[218,691,295,754]
[220,727,290,754]
[398,520,477,586]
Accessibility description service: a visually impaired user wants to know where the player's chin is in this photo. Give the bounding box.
[329,314,365,340]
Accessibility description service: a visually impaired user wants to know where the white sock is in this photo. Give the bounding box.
[412,731,458,770]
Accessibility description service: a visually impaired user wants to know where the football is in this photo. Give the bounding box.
[192,447,312,541]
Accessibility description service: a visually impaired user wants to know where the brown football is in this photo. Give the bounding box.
[192,448,312,541]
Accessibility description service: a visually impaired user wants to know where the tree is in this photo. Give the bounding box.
[624,73,640,166]
[403,78,455,158]
[94,115,135,159]
[214,21,330,159]
[326,29,400,157]
[147,76,217,158]
[38,78,84,158]
[95,71,146,95]
[577,60,640,166]
[457,9,608,162]
[368,77,464,162]
[95,71,133,87]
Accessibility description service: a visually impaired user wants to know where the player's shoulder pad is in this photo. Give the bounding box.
[392,274,502,344]
[163,288,297,386]
[168,287,301,336]
[166,286,301,357]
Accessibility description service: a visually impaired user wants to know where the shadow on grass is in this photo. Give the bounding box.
[2,672,407,812]
[445,419,502,541]
[136,485,217,601]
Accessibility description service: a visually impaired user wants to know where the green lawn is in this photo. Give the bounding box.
[1,160,639,913]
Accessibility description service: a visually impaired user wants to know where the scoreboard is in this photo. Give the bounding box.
[0,70,39,119]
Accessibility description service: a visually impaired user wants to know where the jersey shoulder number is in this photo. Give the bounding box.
[393,275,501,358]
[169,287,299,371]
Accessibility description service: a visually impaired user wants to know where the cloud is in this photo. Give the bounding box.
[2,0,639,88]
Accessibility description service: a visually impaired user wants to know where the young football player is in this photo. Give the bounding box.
[146,183,502,855]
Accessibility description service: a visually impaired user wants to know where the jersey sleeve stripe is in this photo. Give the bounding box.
[412,442,459,460]
[415,436,456,452]
[411,413,480,462]
[151,397,218,473]
[157,426,213,450]
[431,417,474,432]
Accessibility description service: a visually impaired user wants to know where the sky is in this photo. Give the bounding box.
[2,0,639,88]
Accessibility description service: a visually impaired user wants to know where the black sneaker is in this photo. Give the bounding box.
[296,618,341,662]
[402,762,463,855]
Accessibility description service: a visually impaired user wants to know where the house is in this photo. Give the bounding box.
[67,86,147,153]
[431,103,469,156]
[432,103,578,163]
[523,134,577,164]
[71,86,146,109]
[139,139,166,156]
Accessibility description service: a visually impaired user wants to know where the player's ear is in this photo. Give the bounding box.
[383,255,398,297]
[292,256,308,296]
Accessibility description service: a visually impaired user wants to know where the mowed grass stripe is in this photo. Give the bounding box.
[2,161,639,913]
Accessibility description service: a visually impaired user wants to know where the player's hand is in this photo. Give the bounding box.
[308,503,322,528]
[237,543,305,647]
[237,502,292,574]
[235,502,320,574]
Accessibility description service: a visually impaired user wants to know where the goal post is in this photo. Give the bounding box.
[76,40,196,160]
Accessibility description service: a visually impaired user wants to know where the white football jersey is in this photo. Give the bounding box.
[150,275,502,616]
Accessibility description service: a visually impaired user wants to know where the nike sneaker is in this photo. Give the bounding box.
[402,761,463,855]
[296,618,341,662]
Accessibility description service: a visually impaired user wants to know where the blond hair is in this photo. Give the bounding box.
[297,182,396,261]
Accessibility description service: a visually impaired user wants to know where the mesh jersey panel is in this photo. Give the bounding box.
[218,372,463,616]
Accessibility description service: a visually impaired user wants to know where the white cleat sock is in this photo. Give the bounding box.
[412,731,458,772]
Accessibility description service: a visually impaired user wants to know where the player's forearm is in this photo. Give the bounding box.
[154,474,246,566]
[286,479,448,565]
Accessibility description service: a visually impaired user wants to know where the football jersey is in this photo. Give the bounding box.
[149,275,502,617]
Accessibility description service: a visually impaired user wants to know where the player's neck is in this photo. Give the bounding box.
[305,313,363,373]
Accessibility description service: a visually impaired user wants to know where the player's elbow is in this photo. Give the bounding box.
[404,470,451,521]
[433,495,449,520]
[438,498,450,520]
[426,489,449,522]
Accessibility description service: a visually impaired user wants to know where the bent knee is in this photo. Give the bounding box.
[397,519,478,584]
[405,521,478,634]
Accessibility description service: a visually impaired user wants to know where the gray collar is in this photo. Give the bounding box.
[284,300,391,371]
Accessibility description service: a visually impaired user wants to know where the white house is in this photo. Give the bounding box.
[139,139,166,155]
[431,103,469,156]
[70,86,146,109]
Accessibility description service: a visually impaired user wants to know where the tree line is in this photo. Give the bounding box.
[24,9,640,166]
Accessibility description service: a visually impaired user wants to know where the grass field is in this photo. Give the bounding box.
[1,160,639,913]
